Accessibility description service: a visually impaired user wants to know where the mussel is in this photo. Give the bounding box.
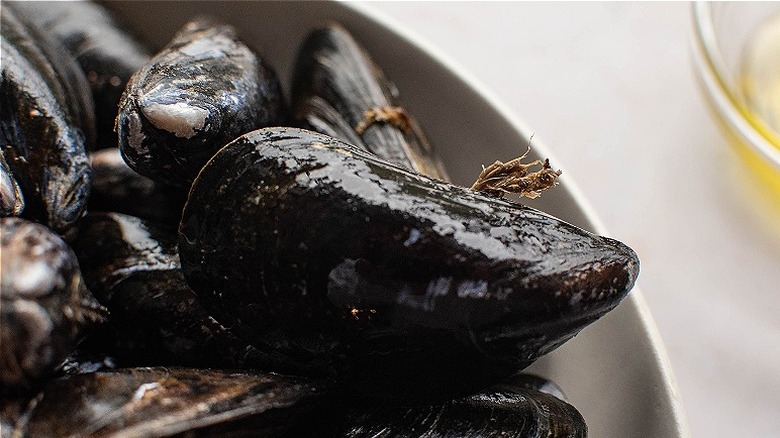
[3,2,96,150]
[72,212,273,370]
[1,6,93,234]
[117,18,285,188]
[341,373,586,437]
[9,0,151,149]
[0,217,106,390]
[292,25,448,180]
[0,367,328,437]
[179,127,639,402]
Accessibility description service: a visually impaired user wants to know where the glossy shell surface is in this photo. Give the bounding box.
[117,18,285,188]
[0,367,327,437]
[179,127,638,401]
[4,2,96,149]
[0,6,92,234]
[293,25,448,180]
[342,373,586,438]
[9,0,151,149]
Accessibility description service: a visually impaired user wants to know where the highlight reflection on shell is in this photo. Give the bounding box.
[1,368,328,437]
[117,18,285,188]
[1,5,93,234]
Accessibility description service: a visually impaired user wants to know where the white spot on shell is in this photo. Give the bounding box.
[141,102,209,138]
[131,382,161,401]
[489,226,516,240]
[13,260,59,297]
[179,37,226,58]
[105,214,176,274]
[113,213,162,254]
[403,229,421,247]
[456,280,488,299]
[433,223,456,236]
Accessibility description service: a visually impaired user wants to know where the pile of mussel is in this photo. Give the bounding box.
[0,2,639,437]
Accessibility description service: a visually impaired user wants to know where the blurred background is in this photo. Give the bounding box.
[363,2,780,437]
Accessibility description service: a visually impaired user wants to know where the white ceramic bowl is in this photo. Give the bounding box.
[106,2,688,436]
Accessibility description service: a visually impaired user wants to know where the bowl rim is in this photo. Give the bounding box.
[691,1,780,172]
[347,2,690,436]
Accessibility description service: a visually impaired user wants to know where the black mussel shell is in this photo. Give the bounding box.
[179,127,639,402]
[0,217,106,390]
[341,373,586,437]
[72,212,278,371]
[4,2,96,150]
[293,24,448,180]
[88,149,185,225]
[1,6,92,234]
[0,368,328,437]
[117,17,285,189]
[9,0,151,149]
[0,152,24,217]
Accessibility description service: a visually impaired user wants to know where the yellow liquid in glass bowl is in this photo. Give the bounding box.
[734,12,780,195]
[741,13,780,142]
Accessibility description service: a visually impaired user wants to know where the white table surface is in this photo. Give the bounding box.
[362,2,780,437]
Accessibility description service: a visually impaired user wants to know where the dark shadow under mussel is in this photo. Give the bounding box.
[88,149,185,225]
[72,212,289,372]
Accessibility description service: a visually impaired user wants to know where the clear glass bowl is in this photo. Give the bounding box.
[692,2,780,193]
